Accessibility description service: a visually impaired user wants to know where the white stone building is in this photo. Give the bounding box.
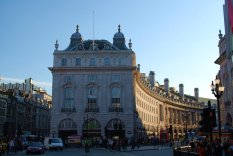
[49,25,203,141]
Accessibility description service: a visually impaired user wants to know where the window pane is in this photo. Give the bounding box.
[104,57,110,65]
[76,58,81,66]
[112,88,120,98]
[61,58,67,66]
[90,58,96,66]
[89,88,96,96]
[88,75,97,82]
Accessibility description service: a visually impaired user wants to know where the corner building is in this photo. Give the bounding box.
[49,25,203,141]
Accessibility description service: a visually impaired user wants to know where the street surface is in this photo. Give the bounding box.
[4,146,173,156]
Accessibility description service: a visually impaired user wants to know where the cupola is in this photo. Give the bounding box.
[113,25,128,50]
[71,25,82,42]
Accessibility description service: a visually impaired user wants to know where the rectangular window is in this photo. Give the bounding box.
[90,58,96,66]
[76,58,81,66]
[104,58,110,65]
[61,58,67,66]
[61,87,75,112]
[88,75,97,82]
[64,76,72,83]
[86,98,98,112]
[110,97,122,112]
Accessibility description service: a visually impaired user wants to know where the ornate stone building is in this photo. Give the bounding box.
[214,0,233,128]
[0,78,52,137]
[49,25,203,141]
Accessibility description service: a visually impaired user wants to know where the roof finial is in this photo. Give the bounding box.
[128,39,132,49]
[55,40,59,50]
[118,25,121,32]
[218,29,223,39]
[76,25,79,33]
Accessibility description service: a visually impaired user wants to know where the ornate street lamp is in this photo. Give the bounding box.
[211,76,224,141]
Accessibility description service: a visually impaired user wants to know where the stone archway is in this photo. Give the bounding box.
[58,118,77,141]
[82,118,101,138]
[105,118,125,139]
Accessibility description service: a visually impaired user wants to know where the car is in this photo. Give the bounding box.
[26,141,45,155]
[44,137,63,151]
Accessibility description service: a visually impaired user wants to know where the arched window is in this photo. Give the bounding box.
[59,118,77,129]
[106,118,125,130]
[76,58,81,66]
[61,87,75,112]
[110,87,122,112]
[83,118,101,130]
[61,58,67,66]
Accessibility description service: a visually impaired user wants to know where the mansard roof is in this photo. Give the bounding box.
[60,25,130,52]
[64,39,120,51]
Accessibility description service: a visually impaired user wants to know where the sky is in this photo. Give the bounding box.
[0,0,225,99]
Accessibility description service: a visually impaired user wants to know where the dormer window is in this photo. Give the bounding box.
[104,44,111,50]
[89,43,98,51]
[77,44,84,50]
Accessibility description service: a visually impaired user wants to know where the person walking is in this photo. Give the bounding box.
[84,141,90,155]
[8,138,14,154]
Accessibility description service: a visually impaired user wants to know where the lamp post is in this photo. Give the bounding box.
[211,76,224,141]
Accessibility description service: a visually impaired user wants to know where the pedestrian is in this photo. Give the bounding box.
[84,141,90,155]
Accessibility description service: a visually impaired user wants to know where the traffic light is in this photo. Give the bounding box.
[209,109,216,128]
[199,107,216,133]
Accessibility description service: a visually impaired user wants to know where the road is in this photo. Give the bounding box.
[7,146,173,156]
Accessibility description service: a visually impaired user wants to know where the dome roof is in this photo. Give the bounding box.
[114,25,125,38]
[71,25,82,39]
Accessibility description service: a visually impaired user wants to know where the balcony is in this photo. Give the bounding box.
[109,106,123,112]
[85,107,99,112]
[61,107,76,113]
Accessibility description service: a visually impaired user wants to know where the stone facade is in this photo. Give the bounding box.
[0,78,52,137]
[214,0,233,127]
[49,25,203,141]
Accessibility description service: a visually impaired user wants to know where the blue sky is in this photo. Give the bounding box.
[0,0,225,98]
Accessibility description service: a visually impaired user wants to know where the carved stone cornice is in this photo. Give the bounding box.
[49,66,137,72]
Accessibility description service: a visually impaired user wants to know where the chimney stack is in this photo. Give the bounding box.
[179,84,184,99]
[194,88,199,100]
[164,78,169,93]
[149,71,155,87]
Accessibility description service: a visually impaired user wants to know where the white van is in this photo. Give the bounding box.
[44,137,63,151]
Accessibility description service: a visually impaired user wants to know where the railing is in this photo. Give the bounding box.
[61,107,76,113]
[109,106,123,112]
[85,107,99,112]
